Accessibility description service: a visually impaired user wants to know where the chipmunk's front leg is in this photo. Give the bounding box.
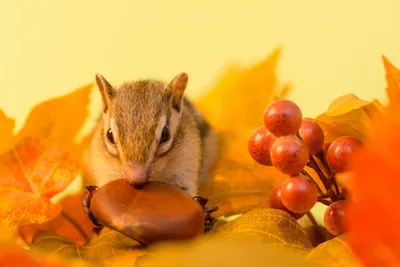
[193,196,218,233]
[82,185,104,233]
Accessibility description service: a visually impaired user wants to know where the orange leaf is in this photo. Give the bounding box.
[0,83,93,164]
[382,55,400,105]
[0,110,15,155]
[0,245,92,267]
[18,190,94,244]
[345,58,400,266]
[197,49,290,216]
[0,137,77,226]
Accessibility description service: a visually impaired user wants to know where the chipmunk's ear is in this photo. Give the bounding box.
[167,72,188,112]
[96,73,115,113]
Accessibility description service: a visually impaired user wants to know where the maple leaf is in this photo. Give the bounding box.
[306,235,363,267]
[339,57,400,267]
[18,189,94,244]
[0,137,78,226]
[315,94,384,143]
[30,227,144,265]
[382,56,400,105]
[213,208,313,250]
[197,48,290,216]
[0,83,93,164]
[0,246,92,267]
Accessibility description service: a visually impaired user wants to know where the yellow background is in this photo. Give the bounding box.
[1,0,398,133]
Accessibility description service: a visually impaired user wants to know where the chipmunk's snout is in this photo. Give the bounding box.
[124,163,149,186]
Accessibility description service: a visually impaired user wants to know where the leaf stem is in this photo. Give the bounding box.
[60,210,89,242]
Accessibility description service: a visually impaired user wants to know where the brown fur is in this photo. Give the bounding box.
[84,73,220,196]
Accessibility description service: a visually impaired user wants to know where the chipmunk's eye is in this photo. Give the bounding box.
[160,125,170,144]
[106,128,115,144]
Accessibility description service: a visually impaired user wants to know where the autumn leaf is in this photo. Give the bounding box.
[136,235,315,267]
[0,245,93,267]
[382,55,400,105]
[306,235,363,267]
[315,95,383,143]
[196,47,290,135]
[341,57,400,267]
[0,224,92,267]
[0,137,77,226]
[19,189,94,244]
[30,227,144,265]
[326,94,370,116]
[0,110,15,154]
[213,208,313,250]
[197,48,290,216]
[0,83,93,164]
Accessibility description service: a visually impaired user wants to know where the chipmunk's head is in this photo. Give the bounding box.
[95,72,188,186]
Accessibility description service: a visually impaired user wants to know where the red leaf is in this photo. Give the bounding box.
[0,137,77,226]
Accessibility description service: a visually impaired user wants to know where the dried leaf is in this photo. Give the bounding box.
[315,98,383,143]
[382,56,400,105]
[19,190,94,244]
[213,208,313,250]
[306,235,363,267]
[195,48,289,135]
[0,245,92,267]
[0,83,93,164]
[345,108,400,266]
[197,49,290,216]
[0,110,15,154]
[342,57,400,267]
[136,236,315,267]
[326,94,370,117]
[0,137,77,226]
[30,228,143,265]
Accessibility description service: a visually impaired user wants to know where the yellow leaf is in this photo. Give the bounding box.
[30,227,144,264]
[315,111,367,143]
[307,235,363,267]
[195,47,290,137]
[315,97,383,143]
[213,208,313,250]
[137,236,315,267]
[197,49,290,216]
[326,94,370,116]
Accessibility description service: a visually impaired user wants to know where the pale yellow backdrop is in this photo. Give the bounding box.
[1,0,399,134]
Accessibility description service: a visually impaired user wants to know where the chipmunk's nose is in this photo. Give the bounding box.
[125,164,149,186]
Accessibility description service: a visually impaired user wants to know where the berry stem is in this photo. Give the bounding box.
[301,169,324,196]
[315,150,341,197]
[317,199,332,206]
[307,154,339,202]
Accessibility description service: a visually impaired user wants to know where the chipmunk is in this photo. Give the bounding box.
[83,72,220,197]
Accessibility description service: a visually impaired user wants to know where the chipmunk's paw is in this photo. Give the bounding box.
[82,185,104,234]
[193,196,218,233]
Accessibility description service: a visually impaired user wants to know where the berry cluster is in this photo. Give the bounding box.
[248,99,363,236]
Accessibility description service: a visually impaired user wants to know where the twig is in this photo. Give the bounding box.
[60,210,89,242]
[316,150,341,197]
[307,155,339,202]
[317,199,331,206]
[301,169,324,197]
